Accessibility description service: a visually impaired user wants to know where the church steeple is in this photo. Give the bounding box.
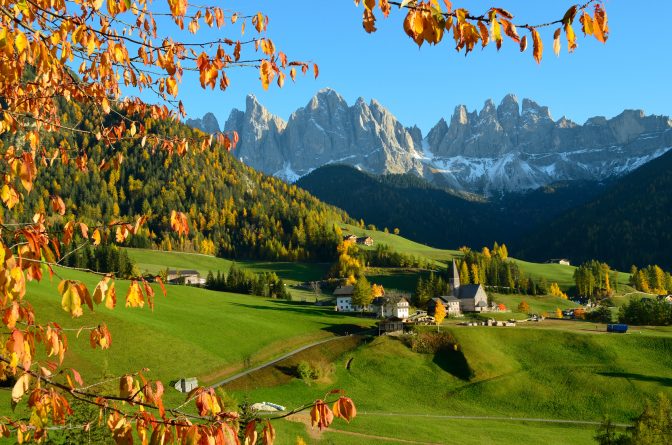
[449,259,461,296]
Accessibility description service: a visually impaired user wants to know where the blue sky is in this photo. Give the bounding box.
[169,1,671,134]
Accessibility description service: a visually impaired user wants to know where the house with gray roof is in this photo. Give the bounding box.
[427,296,461,316]
[372,295,410,320]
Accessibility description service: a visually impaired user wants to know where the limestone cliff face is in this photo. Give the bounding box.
[185,112,221,134]
[222,88,422,181]
[188,91,672,194]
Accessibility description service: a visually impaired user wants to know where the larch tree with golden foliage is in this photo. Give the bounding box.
[517,300,530,314]
[0,0,608,442]
[434,300,447,331]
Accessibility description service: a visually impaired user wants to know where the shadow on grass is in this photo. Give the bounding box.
[238,261,330,281]
[433,348,474,381]
[228,300,337,317]
[320,323,374,336]
[597,372,672,386]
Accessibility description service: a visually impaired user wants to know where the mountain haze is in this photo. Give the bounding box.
[192,89,672,195]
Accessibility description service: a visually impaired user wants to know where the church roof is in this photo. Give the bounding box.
[458,284,485,300]
[451,260,460,282]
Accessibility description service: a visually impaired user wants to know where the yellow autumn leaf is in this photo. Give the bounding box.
[61,282,83,317]
[101,97,111,114]
[125,281,145,308]
[11,374,31,405]
[15,32,28,54]
[92,229,101,246]
[565,22,577,52]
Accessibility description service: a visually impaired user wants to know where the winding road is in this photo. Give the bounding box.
[211,334,359,388]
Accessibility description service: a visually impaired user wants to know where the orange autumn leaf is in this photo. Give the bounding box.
[531,28,543,63]
[310,400,334,430]
[332,396,357,423]
[50,196,65,215]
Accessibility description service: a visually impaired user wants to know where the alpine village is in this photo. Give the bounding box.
[0,1,671,445]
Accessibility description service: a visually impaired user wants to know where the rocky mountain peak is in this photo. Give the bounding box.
[185,112,221,134]
[521,98,552,119]
[195,89,672,195]
[451,105,470,126]
[556,116,577,128]
[480,99,497,116]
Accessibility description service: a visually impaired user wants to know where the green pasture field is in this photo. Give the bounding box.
[4,267,375,412]
[126,248,330,284]
[228,325,672,444]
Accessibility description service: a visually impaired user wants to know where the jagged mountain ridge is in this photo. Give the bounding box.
[185,112,221,134]
[192,89,672,194]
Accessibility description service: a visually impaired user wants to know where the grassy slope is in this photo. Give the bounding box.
[128,236,634,297]
[229,326,672,444]
[491,293,578,315]
[343,224,634,293]
[12,268,374,407]
[126,248,330,284]
[341,223,459,265]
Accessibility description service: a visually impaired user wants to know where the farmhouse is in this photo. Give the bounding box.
[334,285,372,312]
[334,285,354,311]
[167,269,205,285]
[372,295,410,320]
[343,234,358,243]
[356,236,374,246]
[427,296,461,317]
[546,258,571,266]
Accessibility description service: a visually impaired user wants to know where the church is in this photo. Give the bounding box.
[427,260,489,316]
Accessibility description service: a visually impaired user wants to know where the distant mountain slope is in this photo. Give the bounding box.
[193,89,672,194]
[296,165,607,250]
[516,149,672,270]
[297,165,492,248]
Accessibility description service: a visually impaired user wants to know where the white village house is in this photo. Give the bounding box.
[372,295,410,320]
[334,286,409,319]
[167,269,206,286]
[334,285,372,312]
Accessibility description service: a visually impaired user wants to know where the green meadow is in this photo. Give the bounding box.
[9,267,374,410]
[226,326,672,444]
[126,248,330,284]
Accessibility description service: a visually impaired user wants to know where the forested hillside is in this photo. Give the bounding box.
[517,148,672,270]
[2,103,352,262]
[298,165,494,247]
[297,164,606,250]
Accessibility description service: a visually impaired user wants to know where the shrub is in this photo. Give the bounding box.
[409,331,457,354]
[586,306,613,323]
[296,360,334,383]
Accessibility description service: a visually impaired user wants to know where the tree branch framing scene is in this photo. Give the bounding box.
[1,0,671,443]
